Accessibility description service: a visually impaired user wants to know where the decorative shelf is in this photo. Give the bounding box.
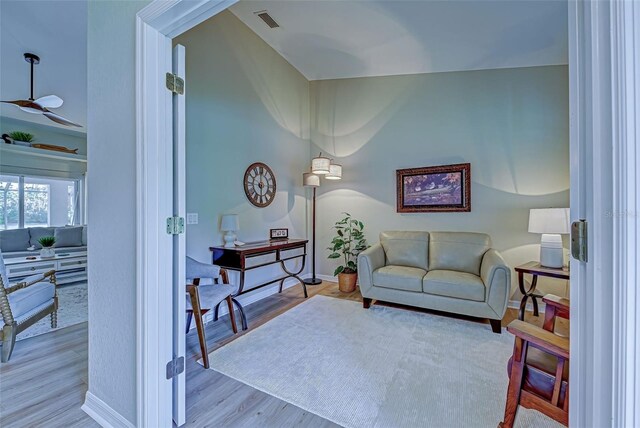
[0,143,87,163]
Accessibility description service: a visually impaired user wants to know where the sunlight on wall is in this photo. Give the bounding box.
[217,11,310,140]
[310,66,569,196]
[310,76,419,157]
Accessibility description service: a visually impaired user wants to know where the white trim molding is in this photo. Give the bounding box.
[611,1,640,425]
[81,392,135,428]
[569,0,640,426]
[135,1,239,427]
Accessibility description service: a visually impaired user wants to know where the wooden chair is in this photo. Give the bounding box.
[499,294,570,427]
[186,256,238,369]
[0,251,58,362]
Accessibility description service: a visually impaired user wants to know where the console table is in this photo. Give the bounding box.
[210,239,309,329]
[514,261,570,321]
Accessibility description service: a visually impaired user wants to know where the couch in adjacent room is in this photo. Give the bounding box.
[0,226,88,285]
[358,231,510,332]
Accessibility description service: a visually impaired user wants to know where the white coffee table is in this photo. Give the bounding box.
[4,251,88,285]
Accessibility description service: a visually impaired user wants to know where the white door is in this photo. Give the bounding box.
[172,43,187,427]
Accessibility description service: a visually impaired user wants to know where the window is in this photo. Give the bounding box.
[0,175,82,230]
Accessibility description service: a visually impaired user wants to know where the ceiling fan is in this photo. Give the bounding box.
[1,53,81,127]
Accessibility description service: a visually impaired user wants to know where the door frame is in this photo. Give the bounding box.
[135,0,639,426]
[569,1,639,426]
[135,1,237,426]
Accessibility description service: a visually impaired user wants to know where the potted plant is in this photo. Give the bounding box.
[8,131,34,147]
[327,212,368,292]
[38,236,56,258]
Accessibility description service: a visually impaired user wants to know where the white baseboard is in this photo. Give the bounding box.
[200,275,311,325]
[81,391,134,428]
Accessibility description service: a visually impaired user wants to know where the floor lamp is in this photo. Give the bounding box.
[303,172,322,285]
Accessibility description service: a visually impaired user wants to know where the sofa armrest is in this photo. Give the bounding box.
[357,243,385,294]
[480,249,511,319]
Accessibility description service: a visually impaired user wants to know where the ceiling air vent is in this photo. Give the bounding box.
[255,11,280,29]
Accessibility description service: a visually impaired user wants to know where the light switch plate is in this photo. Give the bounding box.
[186,213,198,225]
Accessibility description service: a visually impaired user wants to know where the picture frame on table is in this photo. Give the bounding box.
[270,228,289,240]
[396,163,471,213]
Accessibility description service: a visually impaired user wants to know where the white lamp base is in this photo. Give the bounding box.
[223,231,237,248]
[539,233,564,268]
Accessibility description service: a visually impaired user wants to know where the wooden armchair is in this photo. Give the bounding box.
[186,256,240,369]
[0,252,58,362]
[499,294,570,427]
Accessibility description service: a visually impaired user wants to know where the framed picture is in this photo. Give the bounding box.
[396,163,471,213]
[270,228,289,240]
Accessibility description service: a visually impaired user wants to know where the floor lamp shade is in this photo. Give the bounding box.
[221,214,239,248]
[311,154,331,175]
[528,208,570,268]
[325,163,342,180]
[303,172,320,187]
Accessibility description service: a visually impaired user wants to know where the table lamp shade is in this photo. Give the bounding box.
[220,214,239,231]
[528,208,570,234]
[528,208,569,268]
[303,172,320,187]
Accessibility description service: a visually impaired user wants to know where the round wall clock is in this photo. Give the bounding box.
[244,162,276,208]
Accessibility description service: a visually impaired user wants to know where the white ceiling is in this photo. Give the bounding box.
[0,1,87,131]
[230,0,568,81]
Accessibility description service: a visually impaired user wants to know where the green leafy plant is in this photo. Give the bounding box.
[327,212,368,276]
[8,131,34,142]
[38,236,56,248]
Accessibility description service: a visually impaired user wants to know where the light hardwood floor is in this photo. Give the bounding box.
[0,281,561,427]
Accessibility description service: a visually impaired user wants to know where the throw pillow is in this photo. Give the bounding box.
[0,228,31,252]
[29,227,56,249]
[54,226,83,248]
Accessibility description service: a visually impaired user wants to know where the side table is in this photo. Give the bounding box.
[514,261,570,320]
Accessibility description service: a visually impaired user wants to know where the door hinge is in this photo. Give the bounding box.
[166,72,184,95]
[571,219,588,262]
[166,356,185,379]
[166,216,185,235]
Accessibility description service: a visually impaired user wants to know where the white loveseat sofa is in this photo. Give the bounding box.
[358,231,510,333]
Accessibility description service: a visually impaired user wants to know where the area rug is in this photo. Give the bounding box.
[205,295,563,428]
[17,281,88,341]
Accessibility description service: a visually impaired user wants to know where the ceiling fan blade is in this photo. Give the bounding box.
[35,95,63,109]
[43,111,82,127]
[20,106,44,114]
[1,99,46,112]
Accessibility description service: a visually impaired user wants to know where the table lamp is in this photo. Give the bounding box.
[221,214,239,248]
[528,208,570,268]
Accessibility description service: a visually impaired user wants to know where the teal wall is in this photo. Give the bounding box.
[175,11,311,288]
[310,65,570,297]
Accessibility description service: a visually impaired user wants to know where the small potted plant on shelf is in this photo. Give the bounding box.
[38,236,56,258]
[327,212,368,293]
[8,131,34,147]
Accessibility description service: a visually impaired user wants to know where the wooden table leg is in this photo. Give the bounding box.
[518,271,527,320]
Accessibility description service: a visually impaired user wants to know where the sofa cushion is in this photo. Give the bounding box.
[0,229,31,252]
[423,270,486,302]
[29,227,56,249]
[373,265,426,292]
[429,232,491,276]
[7,278,55,319]
[55,226,83,247]
[380,231,429,270]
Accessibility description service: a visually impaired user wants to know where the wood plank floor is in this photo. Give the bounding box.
[0,281,563,427]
